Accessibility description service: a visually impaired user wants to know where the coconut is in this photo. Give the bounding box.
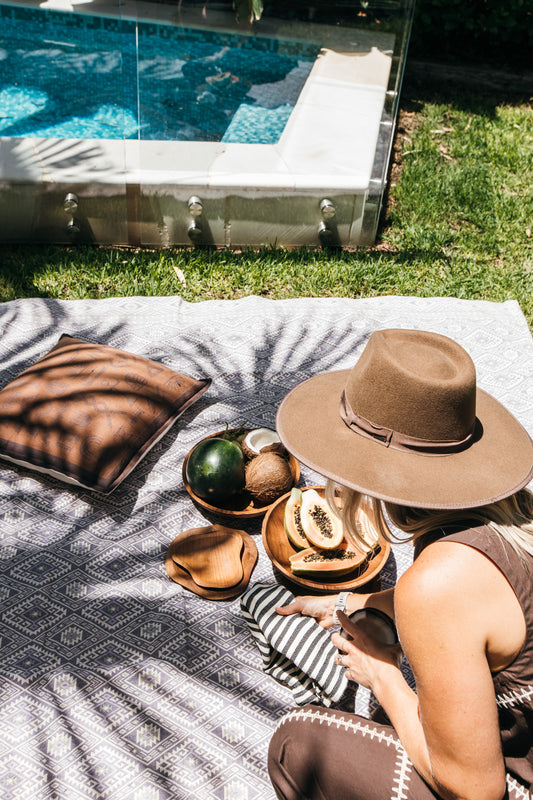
[241,428,282,460]
[259,441,289,459]
[245,452,294,505]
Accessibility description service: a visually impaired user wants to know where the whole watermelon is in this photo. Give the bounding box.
[185,437,245,504]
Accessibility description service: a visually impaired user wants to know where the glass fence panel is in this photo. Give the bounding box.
[0,0,415,247]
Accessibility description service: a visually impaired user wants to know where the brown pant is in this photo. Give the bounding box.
[268,705,527,800]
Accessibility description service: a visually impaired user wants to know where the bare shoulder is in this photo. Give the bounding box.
[395,539,506,640]
[395,538,525,669]
[396,539,486,610]
[393,542,491,682]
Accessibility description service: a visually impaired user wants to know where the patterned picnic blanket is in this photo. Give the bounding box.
[0,294,532,800]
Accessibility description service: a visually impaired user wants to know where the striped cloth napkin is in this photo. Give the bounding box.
[240,582,351,707]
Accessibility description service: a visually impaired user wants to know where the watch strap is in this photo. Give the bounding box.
[333,591,350,624]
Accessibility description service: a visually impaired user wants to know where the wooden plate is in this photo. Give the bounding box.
[261,487,391,593]
[182,429,300,520]
[165,524,258,600]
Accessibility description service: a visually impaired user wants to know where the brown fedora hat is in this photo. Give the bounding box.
[276,329,533,509]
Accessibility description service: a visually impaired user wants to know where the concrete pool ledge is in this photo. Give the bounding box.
[276,48,391,182]
[201,48,391,192]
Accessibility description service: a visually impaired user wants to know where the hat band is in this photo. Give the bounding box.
[339,390,476,455]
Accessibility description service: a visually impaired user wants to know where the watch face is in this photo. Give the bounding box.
[341,608,398,645]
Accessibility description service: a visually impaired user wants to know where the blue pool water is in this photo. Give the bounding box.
[0,4,318,143]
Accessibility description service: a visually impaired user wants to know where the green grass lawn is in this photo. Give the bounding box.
[1,71,532,329]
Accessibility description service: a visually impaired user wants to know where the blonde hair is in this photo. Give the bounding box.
[325,480,533,561]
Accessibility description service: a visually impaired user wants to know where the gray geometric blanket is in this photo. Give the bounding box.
[0,294,532,800]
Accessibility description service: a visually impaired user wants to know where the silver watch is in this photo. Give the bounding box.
[333,591,350,624]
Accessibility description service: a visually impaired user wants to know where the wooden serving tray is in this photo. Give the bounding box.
[262,487,391,593]
[165,524,258,600]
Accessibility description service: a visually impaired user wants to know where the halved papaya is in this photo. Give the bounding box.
[289,541,366,577]
[300,489,344,550]
[284,488,308,550]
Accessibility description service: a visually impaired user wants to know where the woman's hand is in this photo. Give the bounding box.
[275,589,394,629]
[275,594,338,628]
[331,610,402,689]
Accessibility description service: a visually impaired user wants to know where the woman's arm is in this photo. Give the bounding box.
[334,542,515,800]
[275,587,395,629]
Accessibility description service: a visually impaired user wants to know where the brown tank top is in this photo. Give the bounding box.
[438,526,533,789]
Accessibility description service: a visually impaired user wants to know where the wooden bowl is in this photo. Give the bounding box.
[182,429,300,520]
[262,486,391,593]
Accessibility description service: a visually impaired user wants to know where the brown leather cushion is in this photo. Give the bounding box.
[0,334,211,493]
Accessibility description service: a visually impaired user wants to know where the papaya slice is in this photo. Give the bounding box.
[284,488,309,550]
[289,541,366,577]
[300,489,344,550]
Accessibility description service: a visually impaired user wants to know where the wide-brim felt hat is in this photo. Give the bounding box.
[276,329,533,509]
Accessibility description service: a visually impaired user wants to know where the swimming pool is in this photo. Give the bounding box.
[0,4,317,143]
[0,0,411,248]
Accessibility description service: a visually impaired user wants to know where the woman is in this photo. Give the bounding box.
[268,329,533,800]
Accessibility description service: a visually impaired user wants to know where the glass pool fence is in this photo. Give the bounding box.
[0,0,416,248]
